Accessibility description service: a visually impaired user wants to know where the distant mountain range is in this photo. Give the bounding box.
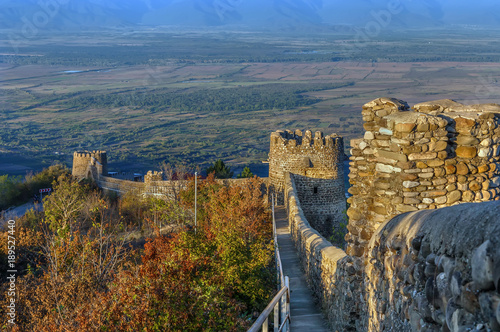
[2,0,500,32]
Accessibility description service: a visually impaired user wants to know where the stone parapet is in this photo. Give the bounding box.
[284,172,366,331]
[347,98,500,257]
[366,201,500,331]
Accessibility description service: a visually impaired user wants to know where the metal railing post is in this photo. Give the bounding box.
[285,276,290,332]
[273,301,279,332]
[280,287,285,331]
[247,196,291,332]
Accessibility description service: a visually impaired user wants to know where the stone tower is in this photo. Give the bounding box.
[269,129,346,237]
[72,151,108,180]
[346,98,500,257]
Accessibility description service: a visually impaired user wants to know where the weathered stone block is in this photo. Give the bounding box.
[364,131,375,140]
[427,159,445,167]
[429,140,448,152]
[404,197,421,204]
[478,147,493,158]
[470,181,481,191]
[403,181,420,188]
[416,161,428,169]
[455,117,477,133]
[408,152,438,161]
[376,163,401,173]
[421,190,448,198]
[376,149,409,163]
[437,150,448,159]
[417,123,430,132]
[456,162,469,175]
[463,191,475,202]
[456,146,477,158]
[402,145,422,154]
[395,123,416,133]
[379,127,393,135]
[396,204,418,212]
[478,164,490,173]
[457,135,480,146]
[434,167,446,177]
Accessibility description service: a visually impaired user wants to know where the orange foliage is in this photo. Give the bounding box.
[0,176,274,331]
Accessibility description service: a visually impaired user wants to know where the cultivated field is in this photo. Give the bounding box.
[1,28,500,175]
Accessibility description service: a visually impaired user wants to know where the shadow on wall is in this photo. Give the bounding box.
[367,201,500,331]
[286,169,500,331]
[292,174,346,239]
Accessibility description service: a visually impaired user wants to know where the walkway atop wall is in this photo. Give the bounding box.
[275,207,330,332]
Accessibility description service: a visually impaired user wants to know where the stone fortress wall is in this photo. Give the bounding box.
[282,98,500,332]
[72,151,186,197]
[347,98,500,258]
[284,172,366,331]
[72,151,108,180]
[269,129,346,237]
[366,201,500,332]
[72,154,252,199]
[72,102,500,331]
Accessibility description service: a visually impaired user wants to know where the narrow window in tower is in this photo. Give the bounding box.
[313,186,318,194]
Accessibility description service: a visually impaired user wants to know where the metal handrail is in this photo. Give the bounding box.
[247,195,290,332]
[272,201,286,287]
[247,286,289,332]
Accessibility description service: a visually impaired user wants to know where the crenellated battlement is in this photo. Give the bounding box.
[72,150,108,179]
[144,170,163,183]
[270,129,342,150]
[73,150,107,158]
[269,129,346,238]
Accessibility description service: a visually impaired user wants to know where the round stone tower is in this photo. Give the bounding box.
[268,129,346,237]
[72,151,108,180]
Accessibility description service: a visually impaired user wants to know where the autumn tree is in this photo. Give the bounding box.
[43,174,87,237]
[1,180,131,331]
[0,171,275,332]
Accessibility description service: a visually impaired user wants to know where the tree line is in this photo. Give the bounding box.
[60,83,345,114]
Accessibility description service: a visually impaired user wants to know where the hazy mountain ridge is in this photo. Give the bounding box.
[2,0,500,32]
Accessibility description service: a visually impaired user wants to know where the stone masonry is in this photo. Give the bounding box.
[347,98,500,257]
[284,172,366,331]
[269,129,346,238]
[366,201,500,332]
[282,98,500,332]
[72,151,108,180]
